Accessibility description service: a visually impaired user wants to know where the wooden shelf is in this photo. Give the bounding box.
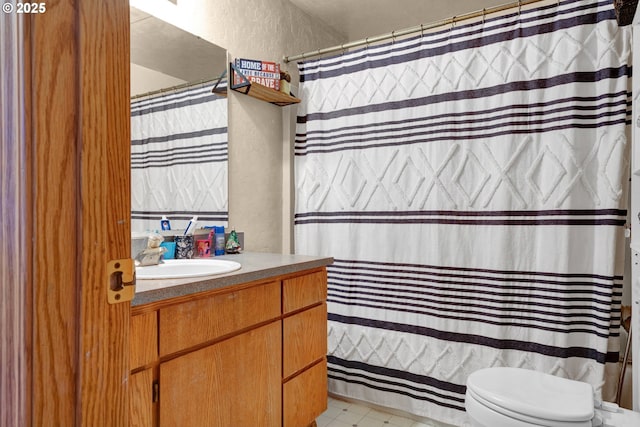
[230,63,300,107]
[211,69,228,97]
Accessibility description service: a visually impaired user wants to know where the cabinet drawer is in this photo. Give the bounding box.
[282,269,327,313]
[130,311,158,370]
[159,281,280,356]
[283,303,327,378]
[283,359,327,427]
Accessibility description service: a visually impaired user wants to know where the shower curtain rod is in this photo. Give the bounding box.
[283,0,546,63]
[130,75,225,101]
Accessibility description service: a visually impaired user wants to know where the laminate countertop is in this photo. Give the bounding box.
[131,252,333,307]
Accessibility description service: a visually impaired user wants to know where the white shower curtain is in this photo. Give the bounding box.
[294,0,631,424]
[131,84,228,232]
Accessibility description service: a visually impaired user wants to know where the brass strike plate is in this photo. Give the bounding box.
[107,258,136,304]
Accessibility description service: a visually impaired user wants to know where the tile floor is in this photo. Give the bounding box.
[316,396,451,427]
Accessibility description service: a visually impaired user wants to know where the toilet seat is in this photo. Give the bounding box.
[466,387,591,426]
[466,368,594,426]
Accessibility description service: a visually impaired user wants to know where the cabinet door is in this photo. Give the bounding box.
[131,311,158,370]
[159,321,282,427]
[283,303,327,379]
[130,368,154,427]
[283,359,327,427]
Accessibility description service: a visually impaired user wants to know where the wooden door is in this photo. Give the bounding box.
[0,1,131,426]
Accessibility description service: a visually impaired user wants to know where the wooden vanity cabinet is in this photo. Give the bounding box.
[130,368,155,427]
[130,311,158,369]
[158,281,282,427]
[130,311,158,427]
[160,321,282,427]
[129,268,328,427]
[158,281,281,356]
[282,270,328,427]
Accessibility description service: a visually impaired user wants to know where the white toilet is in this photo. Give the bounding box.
[465,367,640,427]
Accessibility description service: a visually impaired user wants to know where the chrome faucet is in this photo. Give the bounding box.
[135,233,167,266]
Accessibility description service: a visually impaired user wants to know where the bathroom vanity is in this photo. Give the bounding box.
[129,252,332,427]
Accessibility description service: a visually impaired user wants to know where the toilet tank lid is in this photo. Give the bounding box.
[466,367,594,422]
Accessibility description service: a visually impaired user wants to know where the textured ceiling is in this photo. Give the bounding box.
[130,6,226,83]
[129,0,517,85]
[287,0,513,41]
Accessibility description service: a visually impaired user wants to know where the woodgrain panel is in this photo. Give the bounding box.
[283,303,327,379]
[159,281,280,356]
[160,321,282,427]
[130,368,154,427]
[8,0,130,425]
[130,312,158,370]
[77,0,131,426]
[1,8,30,427]
[283,359,328,427]
[28,1,81,425]
[283,270,327,313]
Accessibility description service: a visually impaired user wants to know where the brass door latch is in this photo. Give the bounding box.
[107,259,135,304]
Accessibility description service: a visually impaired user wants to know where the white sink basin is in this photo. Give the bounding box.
[136,259,241,280]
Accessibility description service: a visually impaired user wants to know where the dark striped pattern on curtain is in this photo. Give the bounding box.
[131,84,228,231]
[294,1,631,424]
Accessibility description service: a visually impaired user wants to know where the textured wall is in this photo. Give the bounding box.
[131,63,187,96]
[134,0,344,252]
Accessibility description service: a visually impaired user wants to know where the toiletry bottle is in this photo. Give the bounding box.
[214,226,225,256]
[160,215,171,231]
